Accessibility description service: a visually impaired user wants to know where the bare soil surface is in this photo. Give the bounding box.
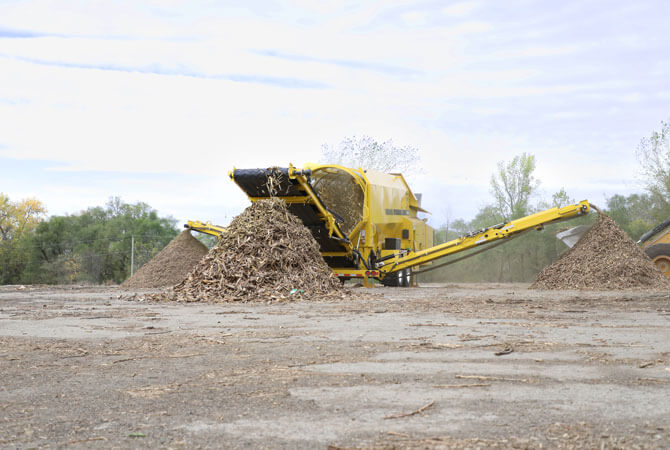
[2,283,670,449]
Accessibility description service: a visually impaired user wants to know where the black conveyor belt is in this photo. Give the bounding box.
[231,168,305,198]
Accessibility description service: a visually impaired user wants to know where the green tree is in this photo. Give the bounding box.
[320,135,421,173]
[536,188,575,211]
[490,153,538,220]
[551,188,573,208]
[605,193,655,240]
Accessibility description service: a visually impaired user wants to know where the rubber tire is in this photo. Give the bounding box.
[401,269,411,287]
[644,243,670,276]
[381,271,402,287]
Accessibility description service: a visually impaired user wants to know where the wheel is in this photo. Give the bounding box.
[383,269,411,287]
[644,243,670,276]
[381,271,402,287]
[401,268,411,287]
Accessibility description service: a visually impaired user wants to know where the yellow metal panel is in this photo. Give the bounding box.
[641,231,670,248]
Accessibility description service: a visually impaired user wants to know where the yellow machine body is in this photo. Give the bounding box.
[303,163,435,285]
[646,233,670,245]
[638,218,670,277]
[225,164,433,286]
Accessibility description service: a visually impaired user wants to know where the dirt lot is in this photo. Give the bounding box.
[1,283,670,449]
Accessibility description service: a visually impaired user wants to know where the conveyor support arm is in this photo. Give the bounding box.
[377,200,590,276]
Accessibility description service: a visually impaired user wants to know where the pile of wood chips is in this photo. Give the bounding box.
[122,230,208,289]
[532,212,670,290]
[165,198,344,302]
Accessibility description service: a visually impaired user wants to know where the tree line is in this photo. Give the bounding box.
[0,196,178,285]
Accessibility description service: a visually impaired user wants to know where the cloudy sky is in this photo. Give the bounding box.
[1,0,668,228]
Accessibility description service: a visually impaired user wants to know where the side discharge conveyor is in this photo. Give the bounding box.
[375,201,591,277]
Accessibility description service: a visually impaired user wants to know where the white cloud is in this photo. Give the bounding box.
[492,45,581,59]
[441,2,480,17]
[400,10,428,26]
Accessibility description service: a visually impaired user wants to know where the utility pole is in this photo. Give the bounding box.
[131,234,135,276]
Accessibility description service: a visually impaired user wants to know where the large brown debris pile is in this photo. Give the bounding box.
[532,212,670,290]
[169,198,343,302]
[122,230,208,289]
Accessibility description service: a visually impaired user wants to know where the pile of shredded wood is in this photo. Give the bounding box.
[532,212,670,290]
[122,230,208,289]
[162,198,343,302]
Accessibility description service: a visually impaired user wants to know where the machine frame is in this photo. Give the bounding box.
[188,164,591,287]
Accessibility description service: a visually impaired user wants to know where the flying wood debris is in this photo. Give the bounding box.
[532,212,670,290]
[122,230,208,289]
[164,198,344,303]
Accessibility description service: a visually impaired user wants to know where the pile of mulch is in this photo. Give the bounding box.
[532,212,670,290]
[163,197,344,303]
[122,230,208,289]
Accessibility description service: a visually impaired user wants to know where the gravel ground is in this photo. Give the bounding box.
[1,283,670,449]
